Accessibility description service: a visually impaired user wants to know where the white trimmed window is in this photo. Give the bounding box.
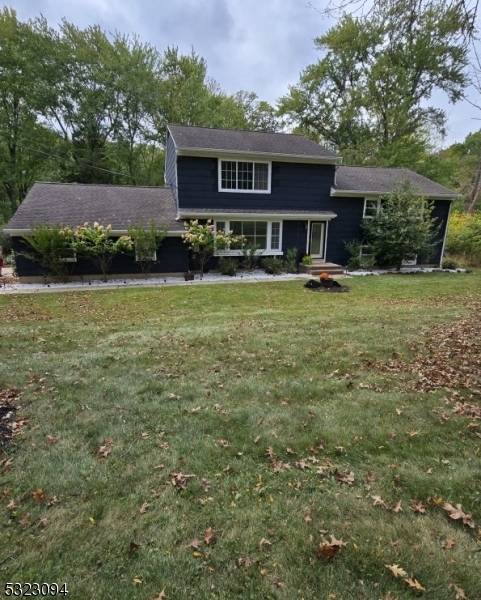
[135,241,156,262]
[214,220,282,254]
[218,160,271,193]
[363,198,380,218]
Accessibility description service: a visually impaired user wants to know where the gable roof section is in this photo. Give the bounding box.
[168,124,342,164]
[333,166,458,199]
[5,182,183,233]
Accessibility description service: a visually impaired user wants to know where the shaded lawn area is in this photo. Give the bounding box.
[0,273,480,600]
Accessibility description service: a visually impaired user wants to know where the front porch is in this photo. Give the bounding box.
[299,259,345,277]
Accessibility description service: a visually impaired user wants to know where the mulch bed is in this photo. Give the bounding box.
[304,279,351,293]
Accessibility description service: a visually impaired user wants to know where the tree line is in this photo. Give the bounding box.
[1,0,480,228]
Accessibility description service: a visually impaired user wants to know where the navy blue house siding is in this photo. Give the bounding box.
[12,235,188,278]
[177,157,336,212]
[326,197,365,265]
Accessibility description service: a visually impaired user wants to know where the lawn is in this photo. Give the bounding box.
[1,273,480,600]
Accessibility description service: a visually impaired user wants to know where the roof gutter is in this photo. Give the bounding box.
[330,187,459,200]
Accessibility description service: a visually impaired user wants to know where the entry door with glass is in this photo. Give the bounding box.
[309,222,325,258]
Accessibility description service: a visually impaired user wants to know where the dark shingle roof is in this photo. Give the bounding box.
[335,166,457,197]
[168,124,341,161]
[5,183,183,232]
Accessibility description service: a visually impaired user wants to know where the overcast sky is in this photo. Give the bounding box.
[11,0,481,147]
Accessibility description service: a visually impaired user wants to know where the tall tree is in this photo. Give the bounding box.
[0,8,60,217]
[279,0,472,167]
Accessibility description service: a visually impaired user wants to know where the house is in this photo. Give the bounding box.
[5,124,458,281]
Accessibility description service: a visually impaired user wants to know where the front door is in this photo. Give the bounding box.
[309,222,325,258]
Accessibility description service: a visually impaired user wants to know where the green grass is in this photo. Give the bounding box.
[1,273,480,600]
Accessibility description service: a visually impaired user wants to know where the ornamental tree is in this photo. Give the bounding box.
[22,223,75,282]
[181,219,244,276]
[127,220,167,275]
[72,222,132,281]
[361,180,439,270]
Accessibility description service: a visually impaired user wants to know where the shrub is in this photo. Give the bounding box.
[22,223,75,282]
[442,258,458,269]
[218,256,238,276]
[285,247,298,273]
[362,180,439,270]
[301,255,313,265]
[241,243,259,270]
[128,220,166,275]
[262,256,284,275]
[72,222,133,282]
[445,211,481,266]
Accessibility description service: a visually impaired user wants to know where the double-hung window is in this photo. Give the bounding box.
[215,220,281,254]
[219,160,271,193]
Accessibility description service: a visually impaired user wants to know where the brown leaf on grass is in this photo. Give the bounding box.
[441,536,456,550]
[332,469,355,485]
[204,527,215,545]
[443,502,475,528]
[169,472,196,490]
[253,435,260,444]
[217,439,229,448]
[304,508,312,523]
[190,406,202,414]
[453,585,468,599]
[46,434,59,444]
[404,578,426,592]
[129,541,140,555]
[392,500,403,513]
[7,499,18,510]
[259,538,271,550]
[98,438,113,458]
[47,495,60,507]
[266,446,275,458]
[237,555,253,568]
[32,488,47,503]
[19,513,30,527]
[410,500,426,514]
[372,495,388,509]
[201,478,212,492]
[385,564,408,578]
[37,517,49,529]
[139,502,150,515]
[316,535,347,561]
[151,590,168,600]
[407,430,419,437]
[187,538,203,549]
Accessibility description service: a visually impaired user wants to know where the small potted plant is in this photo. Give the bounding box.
[320,272,333,288]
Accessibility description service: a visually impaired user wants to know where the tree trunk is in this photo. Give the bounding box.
[466,155,481,213]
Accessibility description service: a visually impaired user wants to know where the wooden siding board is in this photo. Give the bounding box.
[12,236,189,277]
[177,157,336,212]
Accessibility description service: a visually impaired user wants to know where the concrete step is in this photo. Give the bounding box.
[299,262,345,276]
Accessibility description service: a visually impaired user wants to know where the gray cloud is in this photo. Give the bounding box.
[10,0,478,144]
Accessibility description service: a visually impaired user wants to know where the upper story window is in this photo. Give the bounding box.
[219,160,271,193]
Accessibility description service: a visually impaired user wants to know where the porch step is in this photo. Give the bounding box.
[300,261,345,277]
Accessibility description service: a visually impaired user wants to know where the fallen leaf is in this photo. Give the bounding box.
[7,499,18,510]
[217,439,229,448]
[133,578,142,585]
[441,537,456,550]
[304,509,312,523]
[46,434,59,444]
[453,585,467,599]
[372,495,388,509]
[410,500,426,514]
[129,541,140,555]
[32,488,47,503]
[259,538,271,549]
[19,513,30,527]
[316,535,346,561]
[187,538,203,549]
[392,500,403,513]
[37,517,49,529]
[139,501,150,515]
[385,564,408,578]
[191,406,202,414]
[404,577,426,592]
[152,591,168,600]
[443,502,475,528]
[332,469,355,485]
[204,527,215,544]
